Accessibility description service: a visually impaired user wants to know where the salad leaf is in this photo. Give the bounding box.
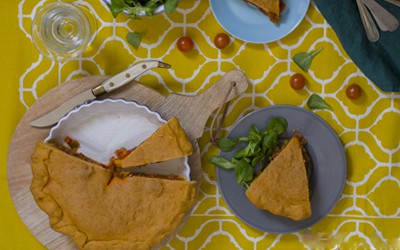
[126,31,144,48]
[293,48,323,72]
[164,0,180,13]
[209,156,236,170]
[107,0,126,18]
[234,159,254,188]
[307,93,333,111]
[107,0,180,47]
[264,116,288,135]
[248,125,261,143]
[262,133,278,153]
[146,0,161,8]
[209,116,288,190]
[217,137,247,152]
[107,0,179,19]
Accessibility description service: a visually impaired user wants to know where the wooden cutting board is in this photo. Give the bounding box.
[7,70,249,249]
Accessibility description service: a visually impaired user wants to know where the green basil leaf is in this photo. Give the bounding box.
[262,133,278,151]
[107,0,126,18]
[234,141,260,159]
[126,6,154,18]
[112,0,126,7]
[146,0,162,8]
[241,182,250,189]
[252,145,261,155]
[234,146,250,159]
[164,0,180,13]
[107,0,179,49]
[248,125,261,143]
[250,124,260,133]
[266,148,276,163]
[217,137,239,152]
[238,137,249,142]
[251,154,264,167]
[307,93,333,111]
[209,155,236,170]
[265,117,288,135]
[292,48,323,72]
[126,31,143,48]
[231,158,240,164]
[234,159,253,185]
[208,113,289,190]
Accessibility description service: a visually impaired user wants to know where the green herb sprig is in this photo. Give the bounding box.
[126,31,144,49]
[107,0,180,48]
[107,0,179,18]
[307,93,333,111]
[209,117,288,189]
[293,48,323,72]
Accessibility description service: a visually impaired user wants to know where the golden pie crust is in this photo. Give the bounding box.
[30,142,197,250]
[118,117,193,168]
[245,0,285,23]
[246,135,311,221]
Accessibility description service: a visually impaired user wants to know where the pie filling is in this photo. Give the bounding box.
[50,138,185,181]
[258,134,313,195]
[244,0,286,23]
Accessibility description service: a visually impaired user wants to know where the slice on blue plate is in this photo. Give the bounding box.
[210,0,310,43]
[244,0,286,24]
[246,134,312,221]
[217,105,346,233]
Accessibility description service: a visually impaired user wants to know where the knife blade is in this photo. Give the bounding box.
[30,60,171,127]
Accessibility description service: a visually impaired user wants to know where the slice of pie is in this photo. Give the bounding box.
[244,0,286,24]
[31,141,197,250]
[245,134,311,221]
[115,117,193,168]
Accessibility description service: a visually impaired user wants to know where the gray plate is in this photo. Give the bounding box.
[216,105,346,233]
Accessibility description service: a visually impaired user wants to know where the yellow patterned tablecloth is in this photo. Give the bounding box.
[1,0,400,249]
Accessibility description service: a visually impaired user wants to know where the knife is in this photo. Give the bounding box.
[30,60,171,128]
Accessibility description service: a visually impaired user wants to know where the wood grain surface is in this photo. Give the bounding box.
[7,70,249,249]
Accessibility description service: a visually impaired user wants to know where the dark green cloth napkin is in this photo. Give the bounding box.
[314,0,400,92]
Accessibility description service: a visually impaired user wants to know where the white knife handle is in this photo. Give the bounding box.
[94,60,168,95]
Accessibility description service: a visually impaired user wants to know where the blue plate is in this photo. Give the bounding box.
[210,0,310,43]
[216,105,346,233]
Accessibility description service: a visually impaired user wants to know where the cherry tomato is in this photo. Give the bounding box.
[214,33,230,49]
[177,36,194,52]
[290,73,306,90]
[64,136,80,150]
[64,136,72,145]
[346,84,362,100]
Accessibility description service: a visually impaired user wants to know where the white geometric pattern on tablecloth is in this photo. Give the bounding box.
[18,0,400,249]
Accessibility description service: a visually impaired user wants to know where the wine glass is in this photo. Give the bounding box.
[31,1,96,62]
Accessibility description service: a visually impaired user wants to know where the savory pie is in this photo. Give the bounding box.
[244,0,286,23]
[245,134,312,221]
[30,141,197,250]
[115,117,193,168]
